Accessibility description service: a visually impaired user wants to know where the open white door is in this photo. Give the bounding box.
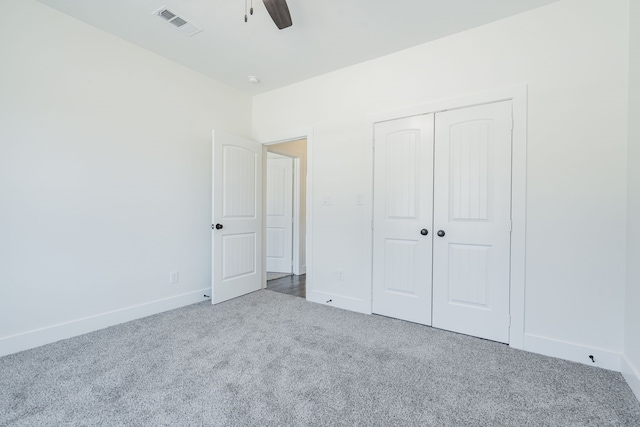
[266,153,294,273]
[212,130,263,304]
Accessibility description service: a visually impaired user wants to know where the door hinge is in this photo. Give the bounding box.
[507,316,511,327]
[510,221,513,232]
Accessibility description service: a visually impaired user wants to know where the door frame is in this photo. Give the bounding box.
[368,85,527,349]
[259,128,314,298]
[291,157,304,275]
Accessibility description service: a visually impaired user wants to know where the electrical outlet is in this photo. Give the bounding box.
[338,269,344,281]
[169,271,179,284]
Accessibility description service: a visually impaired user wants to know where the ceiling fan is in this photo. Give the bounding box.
[245,0,292,30]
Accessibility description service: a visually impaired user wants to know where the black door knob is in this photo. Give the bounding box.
[437,230,445,237]
[215,223,223,230]
[420,229,429,236]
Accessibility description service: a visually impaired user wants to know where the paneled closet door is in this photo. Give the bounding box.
[372,114,434,325]
[431,101,513,343]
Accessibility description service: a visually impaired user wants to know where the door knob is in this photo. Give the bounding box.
[437,230,445,237]
[214,223,223,230]
[420,229,429,236]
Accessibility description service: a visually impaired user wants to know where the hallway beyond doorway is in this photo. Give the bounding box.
[267,274,306,298]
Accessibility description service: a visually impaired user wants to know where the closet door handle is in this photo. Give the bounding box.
[213,223,223,230]
[420,229,429,236]
[437,230,445,237]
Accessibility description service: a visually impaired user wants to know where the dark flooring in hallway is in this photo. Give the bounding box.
[266,274,306,298]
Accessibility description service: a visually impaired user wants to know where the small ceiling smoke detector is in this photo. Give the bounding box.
[152,7,202,37]
[248,76,260,84]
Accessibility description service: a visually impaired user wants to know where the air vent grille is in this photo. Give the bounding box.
[159,9,176,21]
[153,7,202,37]
[170,17,188,28]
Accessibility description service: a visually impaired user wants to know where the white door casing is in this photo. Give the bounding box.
[431,101,513,343]
[266,154,294,273]
[291,158,304,275]
[372,114,435,325]
[212,130,263,304]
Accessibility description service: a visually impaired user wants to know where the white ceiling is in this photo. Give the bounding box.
[37,0,560,95]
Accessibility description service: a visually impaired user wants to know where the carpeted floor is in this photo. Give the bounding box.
[1,290,639,426]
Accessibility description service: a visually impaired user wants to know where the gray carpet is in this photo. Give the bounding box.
[1,290,639,426]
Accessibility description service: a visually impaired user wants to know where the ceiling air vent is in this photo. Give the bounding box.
[152,7,202,37]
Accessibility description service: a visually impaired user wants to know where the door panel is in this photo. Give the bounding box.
[372,114,434,325]
[447,244,490,306]
[266,155,294,273]
[223,146,257,217]
[222,233,256,280]
[432,101,512,343]
[212,130,262,304]
[449,123,490,220]
[383,239,419,294]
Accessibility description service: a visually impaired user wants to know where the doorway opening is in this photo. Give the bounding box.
[264,138,308,298]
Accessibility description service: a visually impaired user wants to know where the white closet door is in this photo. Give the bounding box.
[432,101,513,343]
[266,154,293,273]
[212,130,263,304]
[372,114,434,325]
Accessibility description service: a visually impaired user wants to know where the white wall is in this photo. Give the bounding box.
[253,0,630,368]
[0,0,251,355]
[623,0,640,401]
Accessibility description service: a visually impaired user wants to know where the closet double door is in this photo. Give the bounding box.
[372,101,513,343]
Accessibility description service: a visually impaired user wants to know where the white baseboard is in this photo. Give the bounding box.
[0,288,210,358]
[524,333,622,371]
[307,290,371,314]
[621,354,640,402]
[292,264,306,275]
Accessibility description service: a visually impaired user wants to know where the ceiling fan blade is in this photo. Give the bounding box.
[262,0,292,30]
